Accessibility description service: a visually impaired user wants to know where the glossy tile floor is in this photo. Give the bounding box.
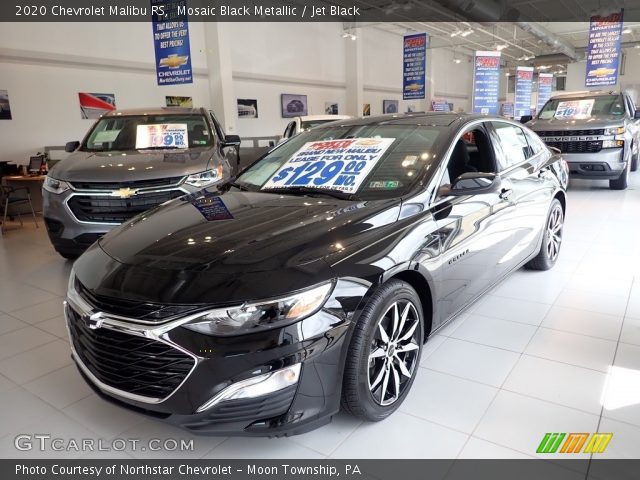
[1,176,640,460]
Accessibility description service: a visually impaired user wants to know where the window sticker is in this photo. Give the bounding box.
[135,124,189,149]
[261,138,396,193]
[369,180,400,189]
[93,130,122,143]
[554,99,595,120]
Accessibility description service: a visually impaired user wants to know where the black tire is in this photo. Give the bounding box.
[525,198,563,271]
[341,279,424,422]
[610,162,629,190]
[56,250,79,260]
[631,147,639,172]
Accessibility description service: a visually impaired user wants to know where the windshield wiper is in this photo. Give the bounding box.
[261,186,358,201]
[226,180,251,192]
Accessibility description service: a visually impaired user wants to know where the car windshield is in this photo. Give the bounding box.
[82,114,213,151]
[300,120,339,130]
[538,94,625,120]
[235,124,443,200]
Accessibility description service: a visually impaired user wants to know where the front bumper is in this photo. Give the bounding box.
[559,149,625,180]
[64,277,364,436]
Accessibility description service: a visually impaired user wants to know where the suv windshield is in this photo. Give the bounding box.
[82,114,213,151]
[300,120,337,131]
[235,124,443,200]
[538,94,625,120]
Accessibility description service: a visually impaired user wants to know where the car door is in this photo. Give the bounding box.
[487,121,555,269]
[431,121,518,322]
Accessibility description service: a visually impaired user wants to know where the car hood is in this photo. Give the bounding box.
[74,190,401,304]
[49,148,215,182]
[528,115,624,131]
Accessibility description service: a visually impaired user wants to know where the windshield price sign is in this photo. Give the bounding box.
[262,138,396,193]
[135,124,189,149]
[554,100,595,119]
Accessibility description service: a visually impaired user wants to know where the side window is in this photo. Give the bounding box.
[524,130,546,157]
[439,126,496,188]
[491,122,532,170]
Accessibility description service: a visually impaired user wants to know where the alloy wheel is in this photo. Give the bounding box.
[546,204,563,262]
[368,300,421,406]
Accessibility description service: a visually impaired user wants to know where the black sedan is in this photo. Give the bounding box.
[65,113,568,436]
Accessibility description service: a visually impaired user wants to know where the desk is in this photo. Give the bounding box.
[2,175,46,213]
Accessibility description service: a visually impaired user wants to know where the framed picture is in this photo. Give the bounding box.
[166,96,193,108]
[383,99,399,114]
[79,92,116,119]
[325,102,339,115]
[281,94,308,118]
[237,99,258,118]
[0,90,12,120]
[362,103,371,116]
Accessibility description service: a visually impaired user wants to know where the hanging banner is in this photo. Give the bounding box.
[537,73,554,112]
[585,10,624,87]
[472,51,501,115]
[403,33,428,100]
[151,0,193,86]
[514,66,534,120]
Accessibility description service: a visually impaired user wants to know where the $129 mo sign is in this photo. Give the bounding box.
[262,138,396,193]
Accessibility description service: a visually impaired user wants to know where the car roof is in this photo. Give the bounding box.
[551,90,621,99]
[322,112,486,127]
[298,115,353,121]
[102,107,205,117]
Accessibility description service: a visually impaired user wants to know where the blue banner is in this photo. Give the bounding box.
[151,0,193,86]
[472,51,501,115]
[537,73,553,112]
[585,10,624,87]
[403,33,428,100]
[515,66,534,120]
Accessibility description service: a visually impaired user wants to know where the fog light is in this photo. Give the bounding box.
[196,364,301,413]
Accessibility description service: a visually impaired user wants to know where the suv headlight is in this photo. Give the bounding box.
[43,176,70,194]
[605,126,625,135]
[185,166,224,188]
[183,281,334,336]
[602,139,624,148]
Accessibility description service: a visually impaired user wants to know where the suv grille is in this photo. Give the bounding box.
[70,176,185,191]
[67,306,194,399]
[67,190,184,223]
[77,280,201,322]
[536,129,605,137]
[544,141,602,154]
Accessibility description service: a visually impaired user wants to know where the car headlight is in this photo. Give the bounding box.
[604,126,625,135]
[43,176,70,194]
[185,166,224,188]
[183,281,334,336]
[602,139,624,148]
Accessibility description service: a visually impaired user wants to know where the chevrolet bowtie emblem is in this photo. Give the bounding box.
[159,54,190,69]
[82,312,104,330]
[112,187,137,199]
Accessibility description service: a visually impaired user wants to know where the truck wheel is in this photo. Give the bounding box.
[609,165,629,190]
[631,145,639,172]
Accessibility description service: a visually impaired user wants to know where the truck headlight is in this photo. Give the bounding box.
[604,126,625,135]
[183,281,334,336]
[602,140,624,148]
[43,176,71,194]
[185,167,224,188]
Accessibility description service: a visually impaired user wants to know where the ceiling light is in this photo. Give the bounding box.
[350,34,357,40]
[342,32,349,38]
[496,44,508,51]
[622,27,632,34]
[450,30,460,37]
[453,58,462,64]
[460,28,473,37]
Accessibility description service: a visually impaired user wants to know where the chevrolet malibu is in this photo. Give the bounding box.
[65,113,568,436]
[43,107,240,258]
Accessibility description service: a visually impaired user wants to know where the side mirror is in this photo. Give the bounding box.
[65,141,80,153]
[222,134,241,148]
[519,115,533,124]
[438,172,501,197]
[634,110,640,119]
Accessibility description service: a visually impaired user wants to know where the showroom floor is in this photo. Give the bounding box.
[0,176,639,460]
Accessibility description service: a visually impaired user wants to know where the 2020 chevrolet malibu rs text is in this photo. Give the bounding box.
[65,113,568,436]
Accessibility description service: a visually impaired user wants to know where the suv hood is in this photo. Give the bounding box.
[49,148,215,182]
[528,115,624,131]
[74,190,400,304]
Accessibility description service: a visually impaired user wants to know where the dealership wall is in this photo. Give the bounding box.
[1,21,474,163]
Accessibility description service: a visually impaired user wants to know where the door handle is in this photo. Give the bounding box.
[499,188,513,200]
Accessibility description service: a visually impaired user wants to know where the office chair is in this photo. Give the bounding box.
[0,185,38,234]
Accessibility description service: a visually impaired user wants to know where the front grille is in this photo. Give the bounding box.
[67,190,184,223]
[536,129,605,137]
[67,306,194,399]
[77,280,201,322]
[545,141,602,154]
[70,176,184,191]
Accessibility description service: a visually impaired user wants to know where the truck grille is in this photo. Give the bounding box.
[544,141,602,154]
[67,306,194,399]
[67,190,184,223]
[70,176,184,191]
[536,129,605,137]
